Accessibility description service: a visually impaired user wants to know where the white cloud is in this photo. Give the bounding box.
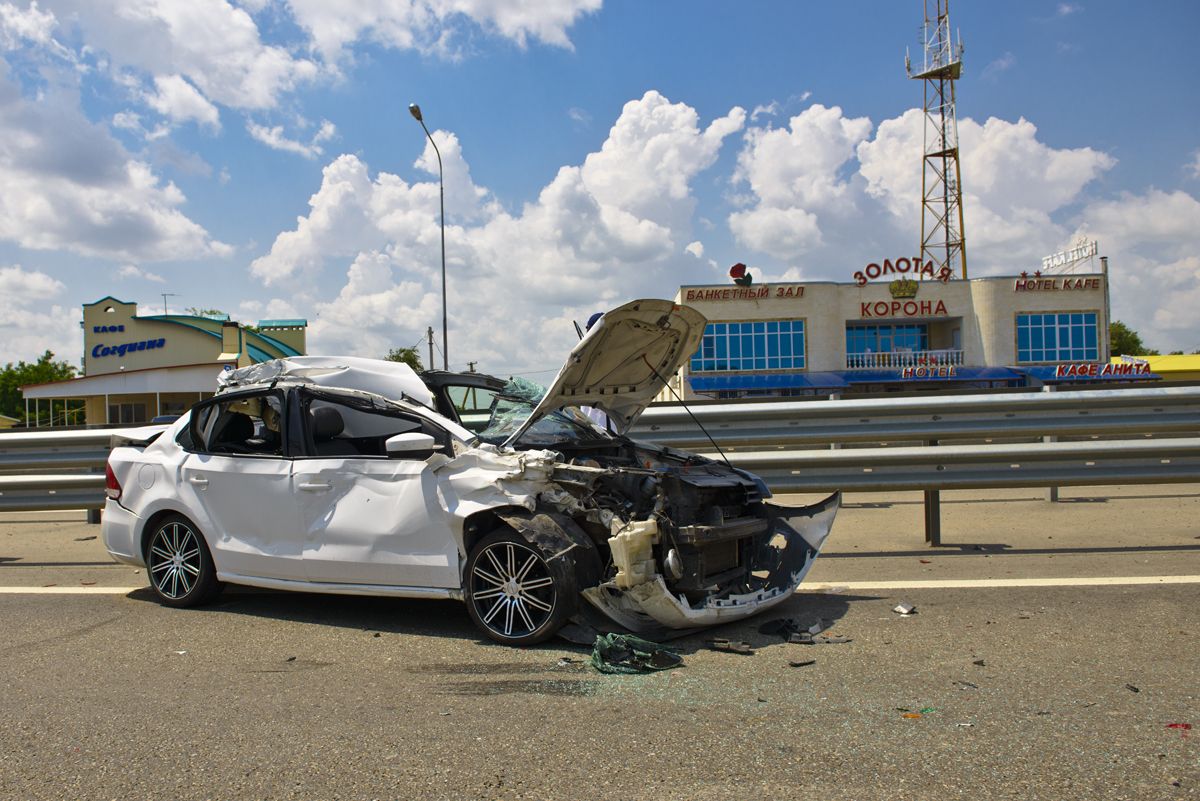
[750,101,779,121]
[0,263,64,298]
[118,263,165,282]
[0,65,231,261]
[42,0,320,111]
[1079,189,1200,351]
[1189,150,1200,180]
[0,264,79,365]
[1056,3,1081,17]
[685,241,703,258]
[729,104,871,259]
[285,0,601,61]
[145,74,220,129]
[246,119,337,159]
[0,1,58,49]
[253,91,744,372]
[982,52,1015,81]
[858,110,1115,266]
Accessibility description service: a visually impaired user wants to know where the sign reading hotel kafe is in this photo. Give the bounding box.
[1055,362,1151,378]
[854,257,953,286]
[683,285,806,301]
[1014,274,1102,291]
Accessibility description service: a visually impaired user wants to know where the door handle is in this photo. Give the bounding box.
[189,476,209,487]
[299,482,332,492]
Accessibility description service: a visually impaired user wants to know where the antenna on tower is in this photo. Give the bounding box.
[907,0,968,280]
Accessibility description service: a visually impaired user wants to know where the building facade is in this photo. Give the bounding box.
[21,297,307,426]
[664,270,1149,400]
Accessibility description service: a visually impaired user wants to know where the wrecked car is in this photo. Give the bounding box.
[102,299,839,645]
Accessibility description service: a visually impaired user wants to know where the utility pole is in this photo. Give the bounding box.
[427,326,435,371]
[161,292,178,316]
[467,361,476,373]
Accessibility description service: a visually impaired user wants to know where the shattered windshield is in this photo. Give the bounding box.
[476,379,613,447]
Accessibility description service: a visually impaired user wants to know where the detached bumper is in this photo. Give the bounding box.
[582,492,840,631]
[101,500,144,567]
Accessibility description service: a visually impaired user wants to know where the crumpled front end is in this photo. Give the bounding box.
[431,438,840,636]
[580,492,840,632]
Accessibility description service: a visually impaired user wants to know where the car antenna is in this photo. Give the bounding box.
[640,354,733,470]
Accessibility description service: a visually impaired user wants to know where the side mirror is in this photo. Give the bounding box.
[385,432,437,458]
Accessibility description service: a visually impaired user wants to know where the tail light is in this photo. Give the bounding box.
[104,462,121,501]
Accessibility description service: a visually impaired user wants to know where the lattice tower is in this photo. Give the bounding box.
[907,0,967,279]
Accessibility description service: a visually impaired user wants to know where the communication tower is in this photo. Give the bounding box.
[907,0,967,279]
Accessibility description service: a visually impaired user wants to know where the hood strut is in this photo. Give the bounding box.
[638,354,733,471]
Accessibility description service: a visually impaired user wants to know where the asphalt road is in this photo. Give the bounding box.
[1,486,1197,800]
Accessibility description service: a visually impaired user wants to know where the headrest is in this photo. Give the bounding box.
[219,412,254,442]
[310,405,344,441]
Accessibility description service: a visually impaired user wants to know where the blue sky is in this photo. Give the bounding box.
[1,0,1198,376]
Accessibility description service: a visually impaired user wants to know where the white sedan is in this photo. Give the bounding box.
[103,299,839,645]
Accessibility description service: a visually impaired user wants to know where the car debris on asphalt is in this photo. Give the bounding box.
[892,602,917,615]
[789,632,852,645]
[590,633,682,674]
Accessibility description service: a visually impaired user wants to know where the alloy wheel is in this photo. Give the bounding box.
[468,540,557,639]
[148,521,203,600]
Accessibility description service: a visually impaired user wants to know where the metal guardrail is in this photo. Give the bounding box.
[1,387,1198,544]
[630,385,1200,449]
[709,438,1200,493]
[0,427,161,514]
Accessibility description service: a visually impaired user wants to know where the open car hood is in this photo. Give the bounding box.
[505,299,706,445]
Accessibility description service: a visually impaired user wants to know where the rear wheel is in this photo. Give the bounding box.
[145,514,222,607]
[464,529,570,645]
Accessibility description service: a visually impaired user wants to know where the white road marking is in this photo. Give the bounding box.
[0,586,143,594]
[1,575,1200,594]
[801,575,1200,591]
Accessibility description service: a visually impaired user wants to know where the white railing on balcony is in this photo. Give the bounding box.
[845,349,965,370]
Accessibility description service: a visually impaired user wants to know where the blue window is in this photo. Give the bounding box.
[845,324,930,355]
[689,320,806,372]
[1015,311,1100,363]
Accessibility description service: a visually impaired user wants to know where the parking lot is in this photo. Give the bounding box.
[1,486,1197,800]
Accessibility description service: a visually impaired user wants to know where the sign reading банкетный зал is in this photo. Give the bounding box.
[683,286,806,301]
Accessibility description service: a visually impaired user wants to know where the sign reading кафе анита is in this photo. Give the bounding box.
[1055,362,1151,378]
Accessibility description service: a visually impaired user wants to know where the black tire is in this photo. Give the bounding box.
[464,529,571,646]
[145,514,223,608]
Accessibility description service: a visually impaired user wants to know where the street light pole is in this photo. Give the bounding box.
[408,103,448,371]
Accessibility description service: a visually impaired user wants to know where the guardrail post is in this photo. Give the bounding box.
[924,490,941,546]
[1041,384,1060,502]
[86,465,102,524]
[924,438,941,546]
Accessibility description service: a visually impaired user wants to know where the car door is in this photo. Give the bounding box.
[291,389,460,589]
[177,390,306,581]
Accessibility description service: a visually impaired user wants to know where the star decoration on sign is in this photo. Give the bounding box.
[1020,271,1028,278]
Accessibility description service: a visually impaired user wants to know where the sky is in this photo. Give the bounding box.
[1,0,1198,378]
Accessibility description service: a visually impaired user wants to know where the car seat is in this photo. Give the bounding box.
[310,406,358,456]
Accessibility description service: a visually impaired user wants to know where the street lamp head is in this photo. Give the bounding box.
[408,103,423,122]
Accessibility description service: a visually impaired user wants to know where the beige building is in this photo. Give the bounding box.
[22,297,307,426]
[664,269,1147,400]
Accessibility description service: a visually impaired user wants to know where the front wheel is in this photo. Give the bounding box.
[464,529,571,645]
[145,514,222,607]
